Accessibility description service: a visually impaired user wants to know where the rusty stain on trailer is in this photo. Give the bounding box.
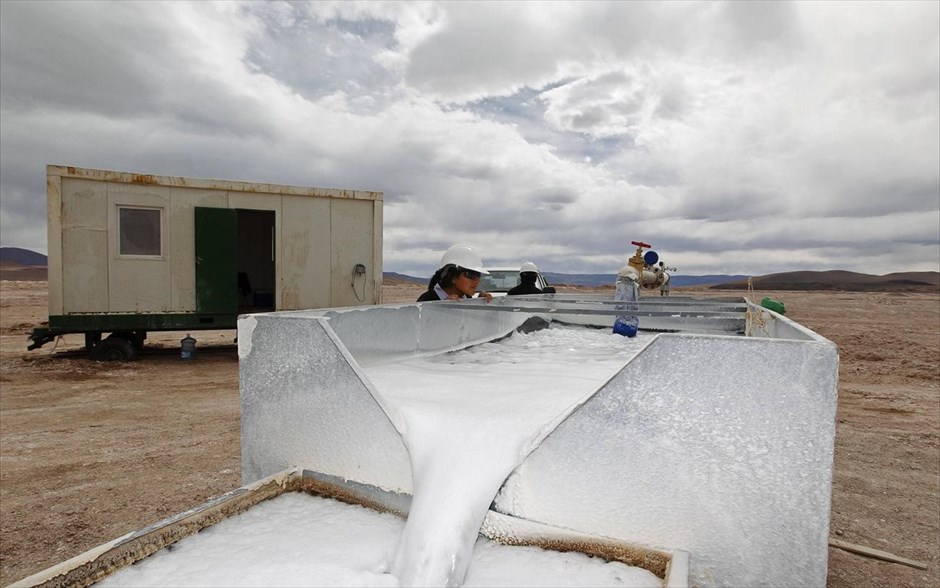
[130,174,158,185]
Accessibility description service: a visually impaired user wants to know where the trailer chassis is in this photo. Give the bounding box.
[28,313,238,361]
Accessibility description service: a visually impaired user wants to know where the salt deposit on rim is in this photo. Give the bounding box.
[102,325,656,587]
[99,493,661,587]
[366,326,651,586]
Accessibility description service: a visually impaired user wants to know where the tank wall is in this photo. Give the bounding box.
[486,295,749,335]
[238,303,532,486]
[494,333,839,587]
[238,314,413,492]
[745,301,821,341]
[278,301,531,366]
[239,301,838,586]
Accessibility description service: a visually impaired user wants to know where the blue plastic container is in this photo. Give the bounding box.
[180,334,197,360]
[613,316,639,337]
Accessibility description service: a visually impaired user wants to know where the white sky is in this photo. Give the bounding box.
[1,0,938,276]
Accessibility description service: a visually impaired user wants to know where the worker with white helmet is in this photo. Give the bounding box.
[417,244,493,302]
[507,261,544,296]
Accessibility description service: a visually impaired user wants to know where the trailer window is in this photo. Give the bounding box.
[118,207,162,256]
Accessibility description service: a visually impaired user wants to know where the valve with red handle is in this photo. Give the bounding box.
[627,241,651,274]
[622,240,673,291]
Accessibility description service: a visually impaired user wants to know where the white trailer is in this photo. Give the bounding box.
[28,165,383,360]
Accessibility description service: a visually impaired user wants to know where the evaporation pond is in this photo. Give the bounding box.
[98,492,662,587]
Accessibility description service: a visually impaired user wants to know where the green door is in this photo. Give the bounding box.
[195,207,237,313]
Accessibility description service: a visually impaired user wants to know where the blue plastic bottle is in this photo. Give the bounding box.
[180,334,197,360]
[613,275,639,337]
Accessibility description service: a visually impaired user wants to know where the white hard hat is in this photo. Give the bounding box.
[440,244,489,274]
[520,261,539,273]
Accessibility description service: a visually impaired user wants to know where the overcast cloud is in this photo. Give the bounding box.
[1,0,938,277]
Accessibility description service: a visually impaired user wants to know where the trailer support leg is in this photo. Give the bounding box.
[84,332,102,353]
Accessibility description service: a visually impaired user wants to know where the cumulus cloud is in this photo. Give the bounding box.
[0,0,937,278]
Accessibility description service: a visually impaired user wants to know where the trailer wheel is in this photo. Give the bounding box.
[93,335,139,362]
[114,330,146,353]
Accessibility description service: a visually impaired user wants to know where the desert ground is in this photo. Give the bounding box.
[1,278,938,587]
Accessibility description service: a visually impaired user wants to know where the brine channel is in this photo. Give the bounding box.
[364,325,650,586]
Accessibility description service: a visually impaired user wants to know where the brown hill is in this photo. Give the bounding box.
[0,261,47,281]
[712,270,939,292]
[383,275,425,287]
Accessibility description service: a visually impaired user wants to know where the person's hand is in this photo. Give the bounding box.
[480,291,493,303]
[447,293,461,300]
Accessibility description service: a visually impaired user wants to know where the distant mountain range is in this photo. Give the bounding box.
[382,271,425,285]
[712,270,939,291]
[0,247,47,266]
[3,248,937,291]
[385,268,939,292]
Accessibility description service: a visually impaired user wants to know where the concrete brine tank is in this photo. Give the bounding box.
[12,293,837,588]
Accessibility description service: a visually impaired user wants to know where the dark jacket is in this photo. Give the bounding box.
[417,289,443,302]
[507,278,543,296]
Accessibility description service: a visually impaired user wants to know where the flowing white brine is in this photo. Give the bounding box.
[365,326,649,587]
[99,325,657,588]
